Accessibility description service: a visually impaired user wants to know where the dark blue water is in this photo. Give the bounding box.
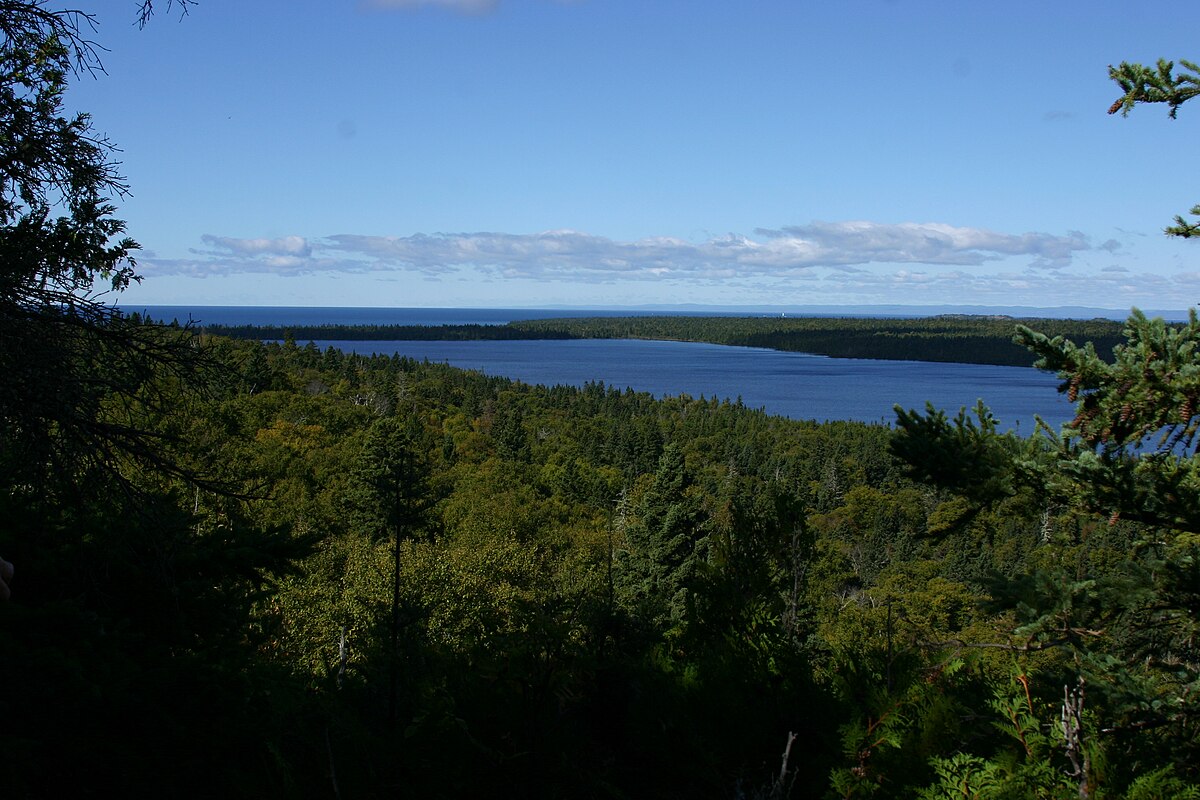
[317,338,1074,431]
[128,306,1074,430]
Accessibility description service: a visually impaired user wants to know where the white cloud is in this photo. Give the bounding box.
[754,221,1089,269]
[307,222,1092,278]
[201,235,312,258]
[145,223,1099,284]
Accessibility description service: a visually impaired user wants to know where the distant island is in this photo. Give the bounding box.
[199,314,1127,368]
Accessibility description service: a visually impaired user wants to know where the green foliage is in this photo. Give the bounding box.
[3,19,1193,788]
[5,13,1199,795]
[354,414,430,538]
[1016,310,1200,530]
[1126,767,1200,800]
[892,400,1032,509]
[1108,58,1200,119]
[892,308,1200,797]
[1107,58,1200,237]
[829,655,980,798]
[0,5,139,296]
[614,443,708,633]
[0,4,224,504]
[12,313,1199,796]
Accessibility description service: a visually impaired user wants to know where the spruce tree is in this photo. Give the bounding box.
[886,55,1200,796]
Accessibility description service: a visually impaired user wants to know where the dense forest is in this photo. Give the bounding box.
[4,311,1200,798]
[202,315,1128,368]
[3,3,1200,797]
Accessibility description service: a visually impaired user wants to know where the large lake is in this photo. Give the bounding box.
[134,306,1075,431]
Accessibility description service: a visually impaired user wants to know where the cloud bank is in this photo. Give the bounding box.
[153,222,1093,282]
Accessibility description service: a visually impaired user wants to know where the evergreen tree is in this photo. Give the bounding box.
[353,415,430,720]
[0,2,220,504]
[1108,57,1200,236]
[615,443,707,632]
[881,55,1200,797]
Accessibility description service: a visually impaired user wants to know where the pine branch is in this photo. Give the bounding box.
[1107,58,1200,118]
[1165,204,1200,238]
[1106,58,1200,238]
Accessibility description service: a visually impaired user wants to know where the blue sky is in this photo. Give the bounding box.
[69,0,1198,310]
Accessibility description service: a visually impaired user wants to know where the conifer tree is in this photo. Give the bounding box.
[1108,58,1200,236]
[888,55,1200,796]
[0,1,217,501]
[615,443,706,632]
[354,416,430,720]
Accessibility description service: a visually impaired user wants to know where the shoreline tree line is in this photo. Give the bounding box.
[195,314,1129,369]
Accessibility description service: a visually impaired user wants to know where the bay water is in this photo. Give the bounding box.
[317,338,1073,431]
[136,306,1075,431]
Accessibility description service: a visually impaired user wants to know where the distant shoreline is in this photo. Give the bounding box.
[121,302,1191,323]
[187,314,1128,369]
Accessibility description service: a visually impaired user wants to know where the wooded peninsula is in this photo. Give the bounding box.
[201,314,1128,367]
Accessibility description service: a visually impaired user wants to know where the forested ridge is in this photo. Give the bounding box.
[202,314,1128,368]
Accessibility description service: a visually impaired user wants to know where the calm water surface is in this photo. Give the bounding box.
[316,338,1074,431]
[132,306,1073,430]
